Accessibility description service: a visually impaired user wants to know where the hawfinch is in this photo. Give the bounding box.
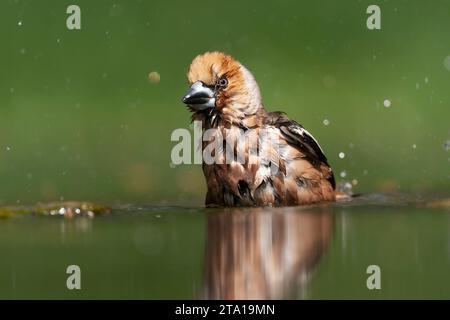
[182,52,336,207]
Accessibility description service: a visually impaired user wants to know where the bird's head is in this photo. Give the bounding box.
[182,52,262,125]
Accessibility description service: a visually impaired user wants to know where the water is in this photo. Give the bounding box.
[0,194,449,299]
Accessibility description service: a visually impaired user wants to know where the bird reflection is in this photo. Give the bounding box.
[202,207,334,299]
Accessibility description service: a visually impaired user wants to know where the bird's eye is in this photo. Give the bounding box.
[218,77,228,88]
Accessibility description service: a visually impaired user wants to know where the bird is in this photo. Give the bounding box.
[182,51,336,207]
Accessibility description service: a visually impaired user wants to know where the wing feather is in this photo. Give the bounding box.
[266,112,336,189]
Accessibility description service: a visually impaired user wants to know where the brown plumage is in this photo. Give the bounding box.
[182,52,336,207]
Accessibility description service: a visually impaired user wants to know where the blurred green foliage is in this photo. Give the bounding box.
[0,0,449,205]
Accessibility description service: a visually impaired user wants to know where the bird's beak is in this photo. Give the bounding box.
[182,81,215,110]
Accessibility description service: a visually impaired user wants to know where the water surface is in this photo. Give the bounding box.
[0,194,449,299]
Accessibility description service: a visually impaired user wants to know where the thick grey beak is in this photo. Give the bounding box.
[182,81,215,110]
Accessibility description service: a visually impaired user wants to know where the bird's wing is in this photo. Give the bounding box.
[269,112,336,189]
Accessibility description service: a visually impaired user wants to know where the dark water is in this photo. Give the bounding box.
[0,194,449,299]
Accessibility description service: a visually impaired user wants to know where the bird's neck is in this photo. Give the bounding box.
[192,105,267,131]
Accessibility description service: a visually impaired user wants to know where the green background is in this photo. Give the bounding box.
[0,0,449,300]
[1,0,449,206]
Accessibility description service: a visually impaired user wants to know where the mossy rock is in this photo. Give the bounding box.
[0,201,111,219]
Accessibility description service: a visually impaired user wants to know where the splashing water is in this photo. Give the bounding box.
[337,181,353,194]
[444,140,450,151]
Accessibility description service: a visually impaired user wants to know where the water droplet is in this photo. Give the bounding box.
[339,152,345,159]
[444,56,450,71]
[424,77,429,84]
[340,170,347,178]
[338,181,352,193]
[383,99,391,108]
[6,146,11,151]
[17,21,22,26]
[352,179,358,186]
[444,140,450,151]
[148,71,160,84]
[323,119,330,126]
[412,144,417,149]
